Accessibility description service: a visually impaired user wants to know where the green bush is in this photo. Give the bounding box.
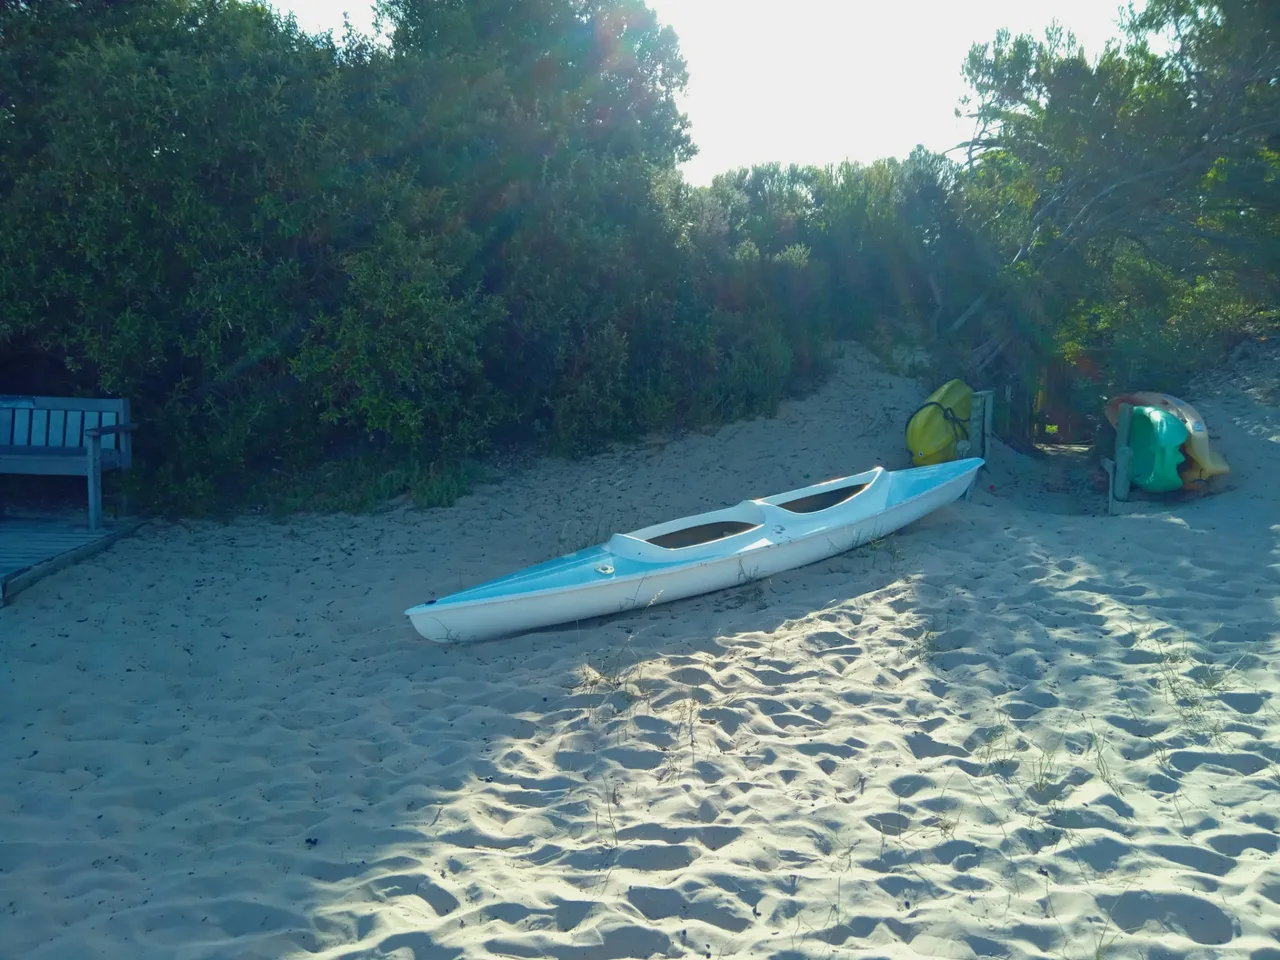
[0,0,841,515]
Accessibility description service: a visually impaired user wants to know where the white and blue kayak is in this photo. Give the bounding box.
[406,457,983,643]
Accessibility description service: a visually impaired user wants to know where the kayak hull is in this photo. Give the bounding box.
[1128,405,1189,493]
[1105,391,1230,489]
[906,379,974,466]
[405,458,983,644]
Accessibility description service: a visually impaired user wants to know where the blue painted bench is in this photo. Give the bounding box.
[0,396,135,530]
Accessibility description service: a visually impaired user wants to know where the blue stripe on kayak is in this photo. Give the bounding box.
[414,546,668,608]
[884,457,983,503]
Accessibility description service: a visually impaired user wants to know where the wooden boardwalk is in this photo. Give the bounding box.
[0,516,144,607]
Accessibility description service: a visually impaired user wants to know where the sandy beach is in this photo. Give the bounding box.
[2,344,1278,960]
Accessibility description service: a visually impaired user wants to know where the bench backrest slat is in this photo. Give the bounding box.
[65,410,83,447]
[47,409,66,446]
[29,409,49,445]
[0,396,128,455]
[11,408,29,445]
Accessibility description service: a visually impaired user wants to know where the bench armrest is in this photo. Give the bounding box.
[85,423,137,438]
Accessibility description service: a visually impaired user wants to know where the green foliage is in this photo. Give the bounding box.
[291,211,504,453]
[0,0,840,515]
[946,3,1279,423]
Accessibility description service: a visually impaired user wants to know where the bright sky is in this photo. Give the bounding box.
[275,0,1137,185]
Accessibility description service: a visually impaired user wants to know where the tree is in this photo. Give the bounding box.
[948,3,1279,411]
[0,0,498,506]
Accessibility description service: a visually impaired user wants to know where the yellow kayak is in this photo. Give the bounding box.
[906,379,974,466]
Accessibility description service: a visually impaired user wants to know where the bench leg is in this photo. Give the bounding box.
[87,438,103,531]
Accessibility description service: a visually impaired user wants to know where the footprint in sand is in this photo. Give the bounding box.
[1098,890,1238,946]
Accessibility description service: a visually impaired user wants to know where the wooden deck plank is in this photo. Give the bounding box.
[0,518,145,607]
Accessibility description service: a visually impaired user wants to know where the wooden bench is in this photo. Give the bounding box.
[0,396,135,531]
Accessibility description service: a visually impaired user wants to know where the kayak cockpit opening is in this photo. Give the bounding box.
[774,482,869,513]
[645,519,762,549]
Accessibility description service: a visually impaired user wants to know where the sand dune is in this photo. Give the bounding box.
[2,344,1278,960]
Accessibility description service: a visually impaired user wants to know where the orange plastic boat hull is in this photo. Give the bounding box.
[1104,391,1230,489]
